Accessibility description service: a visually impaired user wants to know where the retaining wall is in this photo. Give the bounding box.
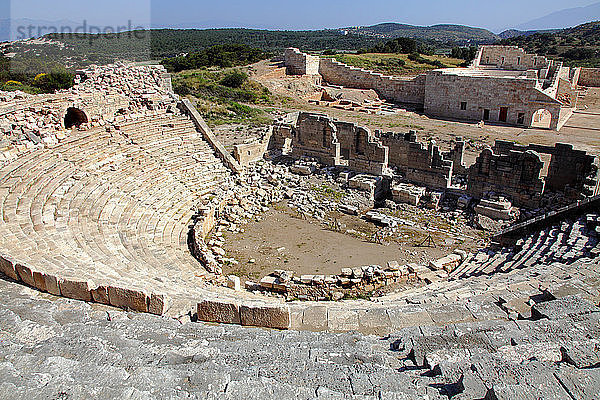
[579,68,600,87]
[318,58,426,105]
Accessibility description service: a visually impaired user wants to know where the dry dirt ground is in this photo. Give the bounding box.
[221,202,484,281]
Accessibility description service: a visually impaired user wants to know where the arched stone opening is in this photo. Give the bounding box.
[64,107,88,129]
[531,108,552,129]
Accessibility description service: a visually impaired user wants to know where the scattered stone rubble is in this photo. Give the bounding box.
[0,62,175,162]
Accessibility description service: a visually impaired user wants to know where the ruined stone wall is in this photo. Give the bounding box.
[291,113,341,166]
[479,46,550,70]
[284,48,320,76]
[497,141,599,199]
[334,121,388,175]
[467,145,545,208]
[318,58,426,105]
[378,131,453,190]
[468,141,599,208]
[579,68,600,87]
[424,70,563,130]
[233,129,273,167]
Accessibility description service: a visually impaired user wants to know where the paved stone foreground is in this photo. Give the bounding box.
[1,277,599,400]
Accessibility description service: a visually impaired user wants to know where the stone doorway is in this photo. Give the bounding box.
[499,107,508,122]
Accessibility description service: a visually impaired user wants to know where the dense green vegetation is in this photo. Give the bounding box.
[499,22,600,67]
[450,46,478,66]
[358,37,434,56]
[173,68,273,126]
[36,29,377,66]
[161,44,270,72]
[0,57,74,94]
[344,23,499,46]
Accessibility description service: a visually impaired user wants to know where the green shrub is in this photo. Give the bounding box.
[219,70,248,88]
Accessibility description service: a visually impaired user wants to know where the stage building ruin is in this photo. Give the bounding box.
[284,45,596,130]
[267,112,599,208]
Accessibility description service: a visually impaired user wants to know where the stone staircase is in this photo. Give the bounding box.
[449,215,599,280]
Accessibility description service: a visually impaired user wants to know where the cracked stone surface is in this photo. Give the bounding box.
[2,277,600,399]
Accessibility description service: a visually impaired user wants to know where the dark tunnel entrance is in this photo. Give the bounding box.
[64,107,88,129]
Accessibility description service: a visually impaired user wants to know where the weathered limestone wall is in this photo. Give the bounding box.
[284,48,320,76]
[233,128,273,167]
[468,141,599,208]
[291,112,341,166]
[279,112,389,175]
[424,70,563,130]
[334,121,389,175]
[579,68,600,87]
[318,58,426,105]
[378,131,454,190]
[478,46,550,70]
[467,146,545,208]
[495,141,599,199]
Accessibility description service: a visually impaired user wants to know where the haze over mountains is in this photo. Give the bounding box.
[513,1,600,30]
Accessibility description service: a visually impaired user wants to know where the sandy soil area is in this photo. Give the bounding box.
[221,203,483,281]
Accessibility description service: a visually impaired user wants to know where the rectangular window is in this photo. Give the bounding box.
[501,57,505,65]
[486,57,490,64]
[460,102,467,111]
[517,113,525,125]
[534,58,537,66]
[483,109,490,121]
[517,57,521,65]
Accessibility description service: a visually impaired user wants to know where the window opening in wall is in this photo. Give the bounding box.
[486,57,490,64]
[322,129,328,148]
[534,58,537,66]
[460,102,467,110]
[517,57,521,65]
[517,113,525,125]
[501,57,505,65]
[483,109,490,121]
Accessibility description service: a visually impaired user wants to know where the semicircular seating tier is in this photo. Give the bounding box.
[0,112,263,315]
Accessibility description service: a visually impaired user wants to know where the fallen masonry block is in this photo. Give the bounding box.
[59,279,94,302]
[0,254,19,281]
[15,263,35,287]
[561,342,600,369]
[260,275,276,289]
[429,254,462,272]
[107,286,149,313]
[148,293,170,316]
[197,299,241,324]
[387,260,400,271]
[240,303,291,329]
[227,275,241,291]
[338,204,359,215]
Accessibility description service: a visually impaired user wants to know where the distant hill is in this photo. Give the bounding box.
[499,21,600,67]
[498,29,559,39]
[514,1,600,30]
[342,23,499,45]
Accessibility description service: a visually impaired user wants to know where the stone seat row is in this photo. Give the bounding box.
[0,113,236,315]
[449,216,597,280]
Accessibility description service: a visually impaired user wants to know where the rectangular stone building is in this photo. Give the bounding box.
[284,45,582,131]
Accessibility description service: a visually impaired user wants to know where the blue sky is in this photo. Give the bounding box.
[5,0,599,32]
